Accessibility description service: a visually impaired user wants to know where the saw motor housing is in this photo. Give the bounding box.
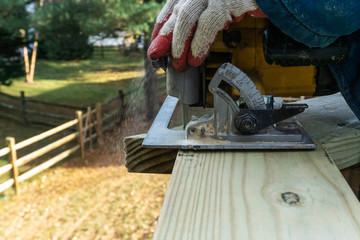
[166,16,347,108]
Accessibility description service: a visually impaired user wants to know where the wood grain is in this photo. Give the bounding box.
[150,93,360,239]
[154,147,360,240]
[124,134,177,174]
[296,93,360,170]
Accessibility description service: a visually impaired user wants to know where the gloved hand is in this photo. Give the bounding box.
[148,0,266,72]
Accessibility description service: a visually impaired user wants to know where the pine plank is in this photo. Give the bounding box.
[154,147,360,240]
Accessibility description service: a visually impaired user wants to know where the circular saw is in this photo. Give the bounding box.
[143,62,315,150]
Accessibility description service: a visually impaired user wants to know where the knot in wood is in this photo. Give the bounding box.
[281,192,300,205]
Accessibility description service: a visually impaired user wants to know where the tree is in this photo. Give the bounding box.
[34,0,107,60]
[29,0,165,118]
[0,0,28,85]
[102,0,163,35]
[33,0,163,61]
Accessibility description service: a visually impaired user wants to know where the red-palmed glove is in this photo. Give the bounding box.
[148,0,266,72]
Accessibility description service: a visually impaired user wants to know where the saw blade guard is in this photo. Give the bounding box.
[192,62,267,138]
[185,63,308,138]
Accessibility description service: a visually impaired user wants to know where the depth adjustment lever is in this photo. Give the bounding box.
[234,104,308,135]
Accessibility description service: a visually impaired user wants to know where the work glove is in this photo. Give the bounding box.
[148,0,266,72]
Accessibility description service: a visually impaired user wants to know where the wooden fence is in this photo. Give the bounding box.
[0,91,87,127]
[92,46,123,58]
[0,90,126,196]
[0,89,130,128]
[91,45,142,59]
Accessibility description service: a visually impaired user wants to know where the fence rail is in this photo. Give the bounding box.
[0,91,87,127]
[0,117,80,195]
[0,89,127,196]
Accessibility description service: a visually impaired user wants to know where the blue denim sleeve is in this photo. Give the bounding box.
[329,31,360,120]
[256,0,360,120]
[256,0,360,47]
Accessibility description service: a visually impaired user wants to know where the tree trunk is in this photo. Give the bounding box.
[20,29,30,83]
[28,33,39,85]
[23,46,30,82]
[27,0,44,84]
[143,36,159,120]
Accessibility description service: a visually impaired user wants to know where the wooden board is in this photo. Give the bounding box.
[153,147,360,240]
[124,134,177,174]
[296,93,360,170]
[124,93,360,173]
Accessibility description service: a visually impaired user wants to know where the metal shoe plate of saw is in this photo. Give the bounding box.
[143,63,316,150]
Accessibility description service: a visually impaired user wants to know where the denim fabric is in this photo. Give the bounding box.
[256,0,360,47]
[256,0,360,120]
[329,31,360,120]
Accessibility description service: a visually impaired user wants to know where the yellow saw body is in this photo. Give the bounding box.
[204,16,316,106]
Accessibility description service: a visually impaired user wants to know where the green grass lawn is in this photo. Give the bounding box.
[0,50,146,106]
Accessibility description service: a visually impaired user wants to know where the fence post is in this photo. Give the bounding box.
[76,111,85,160]
[118,90,126,121]
[87,107,93,151]
[96,103,104,146]
[6,137,19,196]
[20,91,28,125]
